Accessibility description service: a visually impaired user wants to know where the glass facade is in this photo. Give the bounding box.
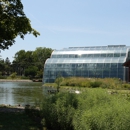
[43,45,130,83]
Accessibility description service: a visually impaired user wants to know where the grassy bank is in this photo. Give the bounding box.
[43,77,130,90]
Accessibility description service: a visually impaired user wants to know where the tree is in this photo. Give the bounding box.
[0,0,40,49]
[55,76,64,92]
[33,47,53,67]
[12,47,53,77]
[4,57,11,75]
[24,66,38,79]
[12,50,26,75]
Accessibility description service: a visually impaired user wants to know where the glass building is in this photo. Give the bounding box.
[43,45,130,83]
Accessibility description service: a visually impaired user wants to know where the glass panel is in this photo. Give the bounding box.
[114,53,120,57]
[51,55,57,58]
[62,55,68,58]
[94,54,101,57]
[57,64,63,67]
[104,63,110,68]
[96,63,103,68]
[57,55,62,58]
[128,52,130,57]
[88,63,95,68]
[111,63,117,68]
[87,54,93,57]
[118,63,123,68]
[83,63,88,68]
[103,68,110,77]
[71,64,76,68]
[107,53,113,57]
[101,54,106,57]
[77,64,83,68]
[81,54,87,58]
[75,55,78,58]
[68,55,74,58]
[121,53,126,57]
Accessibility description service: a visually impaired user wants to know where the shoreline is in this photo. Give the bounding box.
[0,79,32,82]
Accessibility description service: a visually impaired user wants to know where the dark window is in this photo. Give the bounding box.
[94,54,100,57]
[87,54,93,57]
[121,53,126,57]
[75,55,78,58]
[101,54,106,57]
[107,53,113,57]
[81,54,88,58]
[128,52,130,57]
[111,63,117,68]
[104,63,110,68]
[69,55,74,58]
[114,53,120,57]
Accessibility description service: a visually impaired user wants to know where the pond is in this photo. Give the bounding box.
[0,81,44,106]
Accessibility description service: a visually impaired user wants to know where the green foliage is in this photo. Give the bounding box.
[122,84,130,89]
[0,108,40,129]
[20,76,29,79]
[90,80,102,88]
[36,70,43,78]
[56,77,127,90]
[55,76,64,92]
[0,75,7,79]
[40,88,130,130]
[40,92,78,130]
[0,0,40,50]
[25,66,38,78]
[10,72,17,79]
[12,47,53,76]
[73,89,130,130]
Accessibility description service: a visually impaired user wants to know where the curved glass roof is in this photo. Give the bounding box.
[45,45,130,64]
[52,45,130,55]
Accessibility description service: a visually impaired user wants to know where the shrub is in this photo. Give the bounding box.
[40,92,78,130]
[90,81,102,88]
[122,84,130,89]
[10,72,17,79]
[39,88,130,130]
[73,89,130,130]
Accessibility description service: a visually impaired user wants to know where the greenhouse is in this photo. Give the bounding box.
[43,45,130,83]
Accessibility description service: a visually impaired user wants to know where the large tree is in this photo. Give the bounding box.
[0,0,40,49]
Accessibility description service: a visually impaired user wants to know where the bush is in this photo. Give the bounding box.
[0,76,7,79]
[10,72,17,79]
[122,84,130,89]
[40,92,78,130]
[73,89,130,130]
[40,88,130,130]
[90,81,102,88]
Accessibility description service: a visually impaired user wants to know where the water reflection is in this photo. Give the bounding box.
[0,82,43,106]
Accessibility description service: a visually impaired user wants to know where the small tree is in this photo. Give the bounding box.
[10,72,17,80]
[55,76,64,92]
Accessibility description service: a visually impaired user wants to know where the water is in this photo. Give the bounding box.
[0,82,44,106]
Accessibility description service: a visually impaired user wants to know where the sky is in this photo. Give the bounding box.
[1,0,130,62]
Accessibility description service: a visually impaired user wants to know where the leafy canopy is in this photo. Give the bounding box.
[0,0,40,49]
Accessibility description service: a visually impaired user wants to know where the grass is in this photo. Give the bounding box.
[0,107,42,130]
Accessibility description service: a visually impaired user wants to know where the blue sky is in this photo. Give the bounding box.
[1,0,130,62]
